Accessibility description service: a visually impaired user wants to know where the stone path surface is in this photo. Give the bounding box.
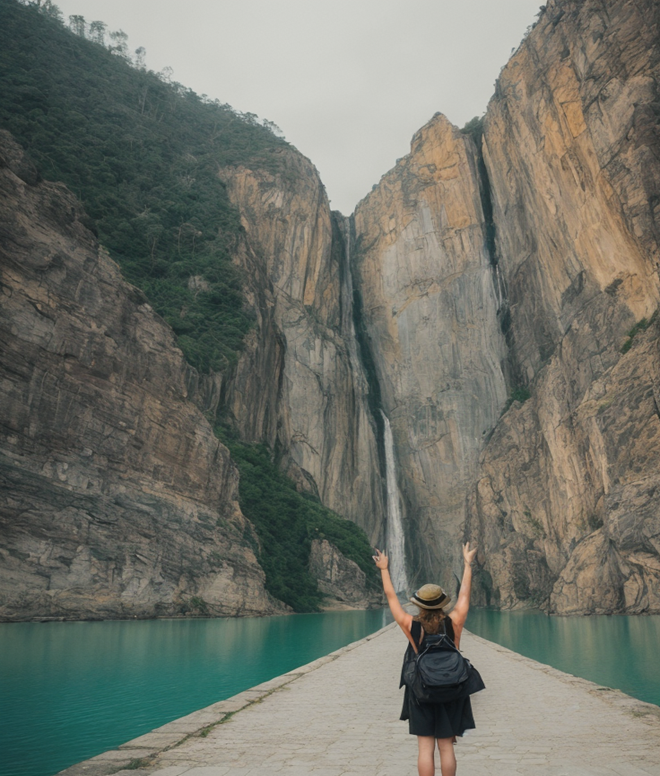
[60,623,660,776]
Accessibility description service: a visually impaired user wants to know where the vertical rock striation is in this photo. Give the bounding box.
[352,115,508,590]
[0,131,278,621]
[220,152,385,543]
[466,0,660,613]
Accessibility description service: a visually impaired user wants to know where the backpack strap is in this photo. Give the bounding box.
[403,620,423,655]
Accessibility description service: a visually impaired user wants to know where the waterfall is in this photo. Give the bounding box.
[380,410,409,593]
[339,216,408,593]
[340,219,363,376]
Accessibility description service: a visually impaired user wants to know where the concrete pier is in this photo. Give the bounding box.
[59,623,660,776]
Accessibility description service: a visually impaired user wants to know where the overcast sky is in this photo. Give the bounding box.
[55,0,542,213]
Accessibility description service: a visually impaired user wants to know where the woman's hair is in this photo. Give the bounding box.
[414,607,446,634]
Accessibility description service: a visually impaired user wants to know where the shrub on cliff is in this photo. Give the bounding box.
[217,428,379,613]
[501,385,532,415]
[460,115,485,145]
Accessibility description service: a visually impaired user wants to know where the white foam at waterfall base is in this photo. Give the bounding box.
[380,410,409,594]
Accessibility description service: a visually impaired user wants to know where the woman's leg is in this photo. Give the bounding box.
[417,735,436,776]
[436,737,457,776]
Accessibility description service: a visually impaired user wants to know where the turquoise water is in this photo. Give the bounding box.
[0,609,392,776]
[4,609,659,776]
[466,609,660,707]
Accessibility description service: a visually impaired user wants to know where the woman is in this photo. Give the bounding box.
[373,542,479,776]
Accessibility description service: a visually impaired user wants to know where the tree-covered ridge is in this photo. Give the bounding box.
[0,0,289,372]
[217,427,380,613]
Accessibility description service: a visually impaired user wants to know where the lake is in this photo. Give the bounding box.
[0,609,392,776]
[3,607,659,776]
[466,608,660,707]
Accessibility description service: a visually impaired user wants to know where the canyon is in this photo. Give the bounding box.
[1,0,660,618]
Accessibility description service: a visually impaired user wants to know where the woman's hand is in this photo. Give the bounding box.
[451,543,478,636]
[373,548,411,631]
[462,541,477,565]
[372,548,389,570]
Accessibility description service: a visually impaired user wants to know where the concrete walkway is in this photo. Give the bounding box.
[60,623,660,776]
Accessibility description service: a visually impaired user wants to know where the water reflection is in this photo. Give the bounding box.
[0,608,392,776]
[466,609,660,707]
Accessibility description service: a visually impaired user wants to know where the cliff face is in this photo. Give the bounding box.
[309,539,383,609]
[0,131,279,621]
[220,152,385,542]
[466,0,660,613]
[4,0,659,620]
[348,0,660,614]
[352,116,508,589]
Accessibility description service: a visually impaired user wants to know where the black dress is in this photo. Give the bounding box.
[400,619,476,739]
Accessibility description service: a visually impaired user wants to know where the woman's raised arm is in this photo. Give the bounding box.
[449,542,478,645]
[373,549,412,633]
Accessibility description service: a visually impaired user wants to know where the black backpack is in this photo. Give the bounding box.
[402,620,484,703]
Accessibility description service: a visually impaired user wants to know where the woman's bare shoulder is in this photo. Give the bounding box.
[398,611,414,633]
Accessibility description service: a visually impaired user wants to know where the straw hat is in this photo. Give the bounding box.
[410,583,451,610]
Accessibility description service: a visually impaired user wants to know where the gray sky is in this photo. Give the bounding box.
[55,0,542,214]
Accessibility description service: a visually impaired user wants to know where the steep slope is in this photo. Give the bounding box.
[352,115,508,590]
[0,131,277,621]
[0,0,281,377]
[466,0,660,613]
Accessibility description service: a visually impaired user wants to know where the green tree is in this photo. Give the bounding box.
[89,20,106,45]
[108,28,129,58]
[134,45,146,69]
[68,13,85,36]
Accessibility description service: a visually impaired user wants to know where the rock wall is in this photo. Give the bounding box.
[309,539,383,609]
[466,0,660,613]
[4,0,659,619]
[0,131,279,621]
[220,153,385,543]
[352,115,508,591]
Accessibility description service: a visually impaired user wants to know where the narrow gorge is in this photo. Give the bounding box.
[1,0,659,620]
